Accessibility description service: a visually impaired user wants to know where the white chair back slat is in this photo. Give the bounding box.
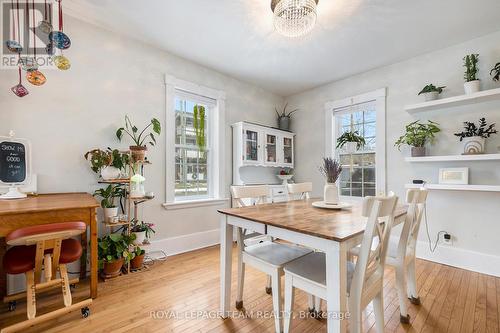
[404,188,428,255]
[231,185,269,208]
[352,195,398,299]
[287,182,312,200]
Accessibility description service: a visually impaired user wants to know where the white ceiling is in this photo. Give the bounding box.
[65,0,500,96]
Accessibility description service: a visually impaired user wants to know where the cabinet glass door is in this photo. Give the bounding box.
[282,137,293,165]
[244,129,259,162]
[266,134,277,164]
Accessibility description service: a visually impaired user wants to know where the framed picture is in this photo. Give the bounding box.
[439,167,469,185]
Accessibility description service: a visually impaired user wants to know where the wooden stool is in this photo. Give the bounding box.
[1,222,92,333]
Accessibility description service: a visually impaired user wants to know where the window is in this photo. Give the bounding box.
[325,89,386,198]
[165,75,226,206]
[336,102,377,197]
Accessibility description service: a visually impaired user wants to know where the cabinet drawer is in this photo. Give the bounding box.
[271,187,287,197]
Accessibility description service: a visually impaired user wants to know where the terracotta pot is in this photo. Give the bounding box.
[129,146,147,162]
[411,146,426,157]
[101,257,124,279]
[130,254,145,271]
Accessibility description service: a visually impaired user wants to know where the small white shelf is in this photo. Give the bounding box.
[405,153,500,162]
[405,87,500,114]
[405,183,500,192]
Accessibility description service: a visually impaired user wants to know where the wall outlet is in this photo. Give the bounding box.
[442,232,452,245]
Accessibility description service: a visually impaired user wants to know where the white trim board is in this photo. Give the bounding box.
[147,229,220,257]
[414,239,500,277]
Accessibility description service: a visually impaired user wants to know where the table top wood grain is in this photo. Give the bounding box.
[218,198,407,242]
[0,193,99,216]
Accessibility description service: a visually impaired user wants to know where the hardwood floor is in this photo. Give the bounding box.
[1,245,499,333]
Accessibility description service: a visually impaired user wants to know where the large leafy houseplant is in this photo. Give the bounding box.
[98,233,136,277]
[116,115,161,161]
[395,120,440,157]
[336,131,366,151]
[84,149,112,174]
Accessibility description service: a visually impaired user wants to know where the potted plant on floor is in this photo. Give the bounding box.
[336,131,365,153]
[490,62,500,82]
[130,246,146,271]
[98,233,135,279]
[93,185,124,222]
[275,103,298,131]
[319,157,342,205]
[395,120,441,157]
[131,220,156,245]
[418,84,446,101]
[463,54,480,94]
[454,118,497,155]
[116,115,161,162]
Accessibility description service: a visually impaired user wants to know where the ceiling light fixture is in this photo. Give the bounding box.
[271,0,319,38]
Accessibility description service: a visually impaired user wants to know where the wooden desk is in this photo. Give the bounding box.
[218,199,407,333]
[0,193,99,299]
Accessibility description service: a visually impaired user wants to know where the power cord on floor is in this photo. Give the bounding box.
[422,204,448,253]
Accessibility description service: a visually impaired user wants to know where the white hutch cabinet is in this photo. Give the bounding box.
[232,122,295,203]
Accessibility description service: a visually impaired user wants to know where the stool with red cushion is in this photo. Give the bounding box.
[1,222,92,333]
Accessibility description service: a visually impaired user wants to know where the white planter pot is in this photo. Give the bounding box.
[103,207,119,222]
[324,183,339,205]
[462,136,485,155]
[343,142,358,154]
[423,91,439,101]
[101,166,121,180]
[464,80,480,94]
[132,231,146,245]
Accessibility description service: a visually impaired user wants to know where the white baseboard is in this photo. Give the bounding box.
[147,228,220,257]
[414,239,500,277]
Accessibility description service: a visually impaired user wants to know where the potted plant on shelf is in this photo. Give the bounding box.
[116,115,161,162]
[454,118,497,155]
[93,185,124,222]
[395,120,440,157]
[130,246,146,271]
[463,54,480,94]
[490,62,500,82]
[84,149,116,179]
[98,233,135,279]
[319,157,342,205]
[336,131,365,153]
[108,148,130,178]
[131,220,156,245]
[275,103,298,131]
[418,84,446,101]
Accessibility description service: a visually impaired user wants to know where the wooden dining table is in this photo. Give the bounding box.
[218,198,407,333]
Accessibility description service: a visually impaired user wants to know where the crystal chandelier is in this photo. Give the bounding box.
[271,0,319,38]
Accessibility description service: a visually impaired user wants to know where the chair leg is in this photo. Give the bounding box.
[395,264,410,323]
[283,274,294,333]
[271,271,282,333]
[25,271,36,320]
[307,294,314,311]
[266,275,272,294]
[406,259,420,305]
[236,227,245,310]
[60,264,72,307]
[314,297,322,318]
[348,298,361,333]
[373,292,385,333]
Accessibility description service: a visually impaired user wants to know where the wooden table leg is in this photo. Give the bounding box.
[80,226,87,281]
[220,215,233,318]
[325,242,347,333]
[0,238,6,298]
[90,209,98,299]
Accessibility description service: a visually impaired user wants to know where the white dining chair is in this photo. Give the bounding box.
[282,195,398,333]
[231,185,313,333]
[287,182,312,200]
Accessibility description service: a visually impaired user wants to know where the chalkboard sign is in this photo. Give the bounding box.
[0,141,27,184]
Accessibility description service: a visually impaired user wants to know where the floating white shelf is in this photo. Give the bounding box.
[405,87,500,114]
[405,153,500,162]
[405,183,500,192]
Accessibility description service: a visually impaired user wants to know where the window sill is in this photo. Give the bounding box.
[162,198,229,210]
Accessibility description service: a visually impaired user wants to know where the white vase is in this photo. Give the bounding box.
[103,207,119,222]
[423,91,439,101]
[324,183,339,205]
[462,136,485,154]
[464,80,480,94]
[101,166,121,180]
[133,231,146,245]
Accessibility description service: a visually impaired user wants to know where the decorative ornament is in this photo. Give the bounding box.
[26,70,47,86]
[53,55,70,70]
[11,67,29,97]
[49,0,71,50]
[5,0,22,53]
[6,40,22,53]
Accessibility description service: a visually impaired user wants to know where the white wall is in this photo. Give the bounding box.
[286,31,500,276]
[0,16,283,250]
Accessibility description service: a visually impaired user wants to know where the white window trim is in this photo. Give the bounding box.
[164,74,226,207]
[324,88,387,197]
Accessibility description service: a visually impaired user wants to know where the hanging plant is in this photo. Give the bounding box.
[193,105,206,150]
